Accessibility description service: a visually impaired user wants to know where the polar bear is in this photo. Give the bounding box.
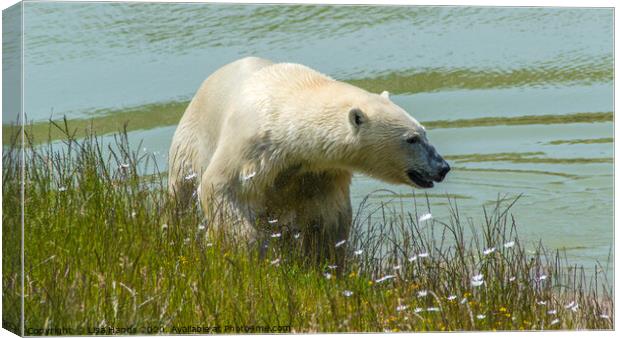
[169,57,450,264]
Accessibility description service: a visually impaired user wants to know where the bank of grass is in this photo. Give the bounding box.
[2,123,613,334]
[10,110,613,146]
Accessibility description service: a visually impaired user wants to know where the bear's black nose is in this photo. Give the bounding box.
[436,162,450,182]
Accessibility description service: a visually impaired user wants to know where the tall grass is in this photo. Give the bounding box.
[2,122,613,334]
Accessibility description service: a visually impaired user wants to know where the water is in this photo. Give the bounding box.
[7,3,613,272]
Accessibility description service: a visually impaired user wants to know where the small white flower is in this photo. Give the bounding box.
[396,305,408,312]
[293,233,301,239]
[58,186,67,192]
[242,171,256,181]
[547,310,557,315]
[483,247,496,255]
[327,265,338,270]
[550,318,560,325]
[460,297,468,304]
[267,219,278,224]
[471,274,484,287]
[537,300,547,306]
[418,252,429,258]
[354,249,363,256]
[270,258,280,266]
[414,307,423,313]
[471,280,484,287]
[537,275,548,281]
[476,314,486,320]
[447,295,457,301]
[509,276,517,282]
[184,172,197,181]
[161,223,168,230]
[427,307,440,312]
[563,301,579,312]
[206,242,213,247]
[419,213,433,222]
[335,240,347,248]
[271,232,282,238]
[120,163,130,169]
[131,211,137,218]
[393,265,401,271]
[375,275,396,283]
[600,314,610,319]
[408,255,417,262]
[417,290,428,297]
[198,223,206,230]
[343,290,353,297]
[324,272,332,279]
[503,241,515,248]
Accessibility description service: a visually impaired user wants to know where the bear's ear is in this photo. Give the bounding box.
[380,91,390,99]
[349,108,366,131]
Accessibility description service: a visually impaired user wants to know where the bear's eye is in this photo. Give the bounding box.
[406,135,420,144]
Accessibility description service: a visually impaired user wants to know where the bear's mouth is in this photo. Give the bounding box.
[406,170,434,188]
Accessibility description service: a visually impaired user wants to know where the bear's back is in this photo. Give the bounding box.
[243,62,334,96]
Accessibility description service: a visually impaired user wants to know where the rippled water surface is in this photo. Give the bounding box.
[6,3,614,271]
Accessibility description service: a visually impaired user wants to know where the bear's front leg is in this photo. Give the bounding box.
[198,162,258,243]
[298,189,353,274]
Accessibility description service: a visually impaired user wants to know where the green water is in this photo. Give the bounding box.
[4,3,613,272]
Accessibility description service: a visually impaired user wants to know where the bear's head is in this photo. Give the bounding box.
[345,90,450,189]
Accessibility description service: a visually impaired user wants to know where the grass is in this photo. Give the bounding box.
[5,110,612,146]
[346,63,613,95]
[423,112,613,130]
[2,122,614,334]
[547,137,614,146]
[1,101,189,146]
[451,167,580,179]
[445,151,613,165]
[3,102,611,146]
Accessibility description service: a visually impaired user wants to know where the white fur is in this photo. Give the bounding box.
[169,57,429,255]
